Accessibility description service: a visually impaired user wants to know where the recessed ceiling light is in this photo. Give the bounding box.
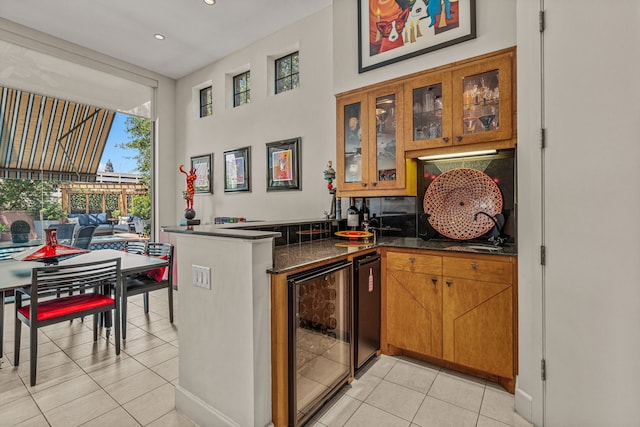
[203,0,216,5]
[154,34,165,40]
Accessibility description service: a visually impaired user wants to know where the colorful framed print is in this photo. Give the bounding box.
[358,0,476,73]
[224,146,251,192]
[190,153,213,194]
[266,137,301,191]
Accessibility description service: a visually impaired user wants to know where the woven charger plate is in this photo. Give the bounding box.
[423,168,503,240]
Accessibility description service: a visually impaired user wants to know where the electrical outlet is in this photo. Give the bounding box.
[192,265,211,289]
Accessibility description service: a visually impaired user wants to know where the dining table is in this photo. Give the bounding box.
[0,248,170,362]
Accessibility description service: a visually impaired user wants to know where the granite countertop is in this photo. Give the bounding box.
[161,224,281,240]
[270,237,517,274]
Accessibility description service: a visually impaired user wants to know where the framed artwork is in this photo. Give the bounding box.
[266,137,301,191]
[190,154,213,194]
[224,146,251,192]
[358,0,476,73]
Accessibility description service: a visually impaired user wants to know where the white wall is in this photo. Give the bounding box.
[174,7,335,223]
[517,1,640,426]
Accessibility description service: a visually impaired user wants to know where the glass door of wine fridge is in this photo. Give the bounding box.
[287,261,352,426]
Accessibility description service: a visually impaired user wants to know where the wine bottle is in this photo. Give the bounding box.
[360,198,370,223]
[347,197,359,229]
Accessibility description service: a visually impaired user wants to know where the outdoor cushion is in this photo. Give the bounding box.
[145,255,168,282]
[18,294,115,321]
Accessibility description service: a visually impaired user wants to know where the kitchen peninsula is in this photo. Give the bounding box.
[163,220,517,427]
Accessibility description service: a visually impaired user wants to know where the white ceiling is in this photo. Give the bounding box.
[0,0,332,80]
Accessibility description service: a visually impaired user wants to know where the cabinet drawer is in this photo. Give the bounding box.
[443,257,513,283]
[387,252,442,274]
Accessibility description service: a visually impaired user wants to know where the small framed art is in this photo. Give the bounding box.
[224,146,251,192]
[190,154,213,194]
[266,137,300,191]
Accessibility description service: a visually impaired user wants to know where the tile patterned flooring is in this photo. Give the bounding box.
[1,290,533,427]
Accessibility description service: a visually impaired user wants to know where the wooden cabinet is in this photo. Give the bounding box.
[382,248,517,391]
[404,48,515,151]
[442,256,514,379]
[386,252,442,358]
[337,84,416,197]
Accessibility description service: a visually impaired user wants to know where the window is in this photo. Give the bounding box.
[199,86,212,117]
[275,52,299,94]
[233,71,251,107]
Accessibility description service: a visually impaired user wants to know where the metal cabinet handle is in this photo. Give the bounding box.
[446,280,453,287]
[456,135,463,142]
[471,263,478,269]
[442,137,449,143]
[431,278,438,286]
[408,257,415,263]
[361,183,367,187]
[371,182,377,187]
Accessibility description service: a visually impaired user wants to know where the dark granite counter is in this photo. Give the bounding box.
[270,237,517,274]
[161,224,281,240]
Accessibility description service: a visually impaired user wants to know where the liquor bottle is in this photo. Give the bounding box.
[347,197,359,230]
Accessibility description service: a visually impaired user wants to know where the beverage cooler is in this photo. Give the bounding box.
[353,253,381,370]
[287,261,352,427]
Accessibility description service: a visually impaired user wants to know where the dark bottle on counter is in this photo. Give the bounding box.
[347,197,359,229]
[359,198,370,224]
[369,213,380,230]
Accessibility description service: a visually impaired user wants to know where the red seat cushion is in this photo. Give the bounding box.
[18,294,115,321]
[145,254,168,282]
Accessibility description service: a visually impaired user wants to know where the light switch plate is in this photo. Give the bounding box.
[192,265,211,289]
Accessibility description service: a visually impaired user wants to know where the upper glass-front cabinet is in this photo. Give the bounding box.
[404,72,452,150]
[451,53,513,145]
[404,50,514,150]
[337,84,408,194]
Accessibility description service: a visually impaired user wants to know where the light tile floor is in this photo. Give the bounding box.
[1,291,533,427]
[305,356,533,427]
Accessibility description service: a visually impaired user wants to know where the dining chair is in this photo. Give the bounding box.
[72,225,97,249]
[121,242,173,340]
[123,240,147,255]
[14,258,121,386]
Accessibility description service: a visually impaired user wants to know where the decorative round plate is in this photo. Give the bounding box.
[334,231,374,238]
[423,168,503,240]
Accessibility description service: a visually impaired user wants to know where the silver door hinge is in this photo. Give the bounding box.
[541,359,546,381]
[540,128,546,149]
[539,10,545,33]
[540,245,546,265]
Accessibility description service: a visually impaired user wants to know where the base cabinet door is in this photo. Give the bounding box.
[442,277,513,378]
[387,269,442,358]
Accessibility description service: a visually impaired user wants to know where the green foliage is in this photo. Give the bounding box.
[0,179,61,219]
[40,200,64,220]
[0,223,8,232]
[119,116,151,186]
[130,194,151,220]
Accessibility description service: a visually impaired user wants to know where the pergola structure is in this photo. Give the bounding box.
[60,182,147,216]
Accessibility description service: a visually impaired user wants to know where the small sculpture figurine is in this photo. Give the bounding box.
[179,164,197,219]
[323,161,337,219]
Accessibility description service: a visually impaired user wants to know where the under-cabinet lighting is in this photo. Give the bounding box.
[418,149,497,161]
[203,0,216,4]
[154,33,165,40]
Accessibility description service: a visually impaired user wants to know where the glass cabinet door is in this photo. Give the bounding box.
[452,53,513,145]
[368,84,404,190]
[337,92,370,192]
[343,101,363,183]
[404,72,452,151]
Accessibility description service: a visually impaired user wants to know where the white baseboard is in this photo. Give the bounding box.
[515,386,533,423]
[175,385,242,427]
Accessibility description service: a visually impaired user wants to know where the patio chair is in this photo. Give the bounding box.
[72,225,97,249]
[14,258,121,386]
[121,242,173,339]
[48,223,76,242]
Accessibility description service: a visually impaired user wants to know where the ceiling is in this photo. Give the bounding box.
[0,0,332,80]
